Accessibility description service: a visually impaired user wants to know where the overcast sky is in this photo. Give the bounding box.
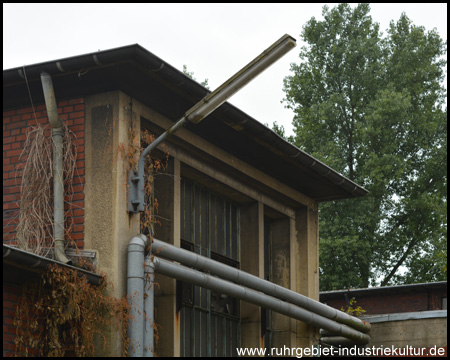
[3,3,447,137]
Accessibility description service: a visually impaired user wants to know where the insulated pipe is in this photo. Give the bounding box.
[151,257,370,344]
[127,234,149,357]
[151,239,371,334]
[320,336,363,347]
[40,72,71,265]
[144,254,154,357]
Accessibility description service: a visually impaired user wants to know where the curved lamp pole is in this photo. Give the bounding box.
[127,34,296,214]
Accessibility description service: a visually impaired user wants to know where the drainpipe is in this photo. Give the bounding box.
[144,254,154,357]
[40,72,71,265]
[127,234,150,357]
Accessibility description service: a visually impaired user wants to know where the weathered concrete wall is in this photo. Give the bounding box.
[83,91,320,356]
[84,91,141,355]
[368,317,447,349]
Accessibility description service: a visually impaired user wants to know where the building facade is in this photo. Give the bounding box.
[3,44,367,356]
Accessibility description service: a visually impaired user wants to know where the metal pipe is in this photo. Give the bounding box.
[144,253,154,357]
[127,234,149,357]
[151,257,370,344]
[40,72,71,265]
[320,336,364,347]
[151,239,371,334]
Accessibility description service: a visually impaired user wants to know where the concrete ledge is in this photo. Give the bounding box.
[362,310,447,323]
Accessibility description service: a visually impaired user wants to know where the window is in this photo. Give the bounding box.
[178,178,240,356]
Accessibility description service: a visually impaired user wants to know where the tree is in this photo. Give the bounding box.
[182,64,210,89]
[282,3,447,289]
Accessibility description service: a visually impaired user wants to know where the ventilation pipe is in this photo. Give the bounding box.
[40,72,71,265]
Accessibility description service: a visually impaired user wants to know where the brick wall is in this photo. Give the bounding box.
[3,98,85,249]
[3,98,85,357]
[321,286,447,315]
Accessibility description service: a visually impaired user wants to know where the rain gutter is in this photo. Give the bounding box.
[3,44,367,201]
[3,244,101,286]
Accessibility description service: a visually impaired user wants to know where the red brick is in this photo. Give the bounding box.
[63,106,74,113]
[72,185,84,193]
[3,110,17,117]
[3,136,15,144]
[71,124,84,133]
[69,98,84,105]
[5,149,23,158]
[73,193,84,201]
[73,209,84,217]
[17,106,34,115]
[69,111,84,119]
[73,225,84,233]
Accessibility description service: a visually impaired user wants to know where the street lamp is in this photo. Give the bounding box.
[128,34,296,213]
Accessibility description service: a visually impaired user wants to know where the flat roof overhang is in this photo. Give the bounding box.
[3,44,368,202]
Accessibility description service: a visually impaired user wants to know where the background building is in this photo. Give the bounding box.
[321,282,448,356]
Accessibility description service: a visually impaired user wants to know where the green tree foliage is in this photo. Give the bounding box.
[282,3,447,289]
[182,64,210,89]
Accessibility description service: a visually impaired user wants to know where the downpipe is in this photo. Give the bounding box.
[40,72,71,265]
[127,234,154,357]
[144,254,154,357]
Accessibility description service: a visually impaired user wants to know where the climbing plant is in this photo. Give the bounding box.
[14,264,130,357]
[13,122,79,257]
[117,127,169,238]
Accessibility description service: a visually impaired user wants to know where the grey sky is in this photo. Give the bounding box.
[3,3,447,137]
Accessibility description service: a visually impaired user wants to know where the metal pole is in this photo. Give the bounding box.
[151,257,370,345]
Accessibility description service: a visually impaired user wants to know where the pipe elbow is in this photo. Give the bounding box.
[128,234,150,253]
[55,243,72,265]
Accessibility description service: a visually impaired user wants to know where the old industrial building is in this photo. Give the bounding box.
[321,281,448,355]
[3,43,368,356]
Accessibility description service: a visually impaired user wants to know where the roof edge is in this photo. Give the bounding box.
[3,244,102,285]
[3,44,368,201]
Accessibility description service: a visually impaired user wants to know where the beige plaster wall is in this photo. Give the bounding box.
[84,91,141,355]
[84,90,321,355]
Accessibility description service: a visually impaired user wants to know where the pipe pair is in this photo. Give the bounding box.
[150,239,370,344]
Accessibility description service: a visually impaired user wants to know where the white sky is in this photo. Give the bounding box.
[3,3,447,137]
